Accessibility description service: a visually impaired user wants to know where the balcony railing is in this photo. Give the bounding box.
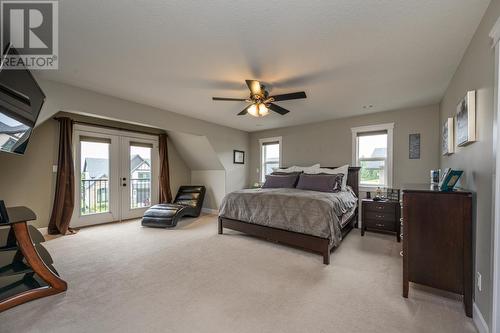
[130,178,151,209]
[80,179,109,215]
[80,178,151,214]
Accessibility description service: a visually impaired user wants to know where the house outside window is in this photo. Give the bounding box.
[351,123,394,188]
[259,137,282,182]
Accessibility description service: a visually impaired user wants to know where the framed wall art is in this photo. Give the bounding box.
[233,150,245,164]
[456,90,476,147]
[409,133,420,159]
[442,117,454,156]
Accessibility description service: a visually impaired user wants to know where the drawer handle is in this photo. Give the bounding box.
[400,218,404,222]
[376,223,385,227]
[376,215,383,219]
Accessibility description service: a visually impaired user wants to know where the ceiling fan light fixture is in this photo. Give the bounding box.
[212,80,305,116]
[248,103,269,117]
[248,104,259,117]
[258,104,269,116]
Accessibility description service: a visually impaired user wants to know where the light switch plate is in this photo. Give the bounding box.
[52,165,58,173]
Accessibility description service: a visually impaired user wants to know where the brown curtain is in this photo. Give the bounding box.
[159,133,173,203]
[48,118,76,235]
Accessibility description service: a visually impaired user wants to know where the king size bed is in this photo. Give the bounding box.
[218,166,360,264]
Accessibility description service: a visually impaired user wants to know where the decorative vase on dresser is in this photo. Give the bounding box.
[401,184,472,317]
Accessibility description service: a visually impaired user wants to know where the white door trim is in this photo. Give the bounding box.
[71,129,120,227]
[490,17,500,333]
[71,124,159,227]
[120,136,159,220]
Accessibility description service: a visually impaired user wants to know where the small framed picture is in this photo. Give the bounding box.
[442,117,454,155]
[409,133,420,159]
[456,91,476,147]
[233,150,245,164]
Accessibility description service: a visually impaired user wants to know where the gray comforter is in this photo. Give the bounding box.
[219,188,358,246]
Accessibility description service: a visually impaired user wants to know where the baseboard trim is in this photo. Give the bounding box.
[37,227,48,236]
[473,302,489,333]
[202,208,219,215]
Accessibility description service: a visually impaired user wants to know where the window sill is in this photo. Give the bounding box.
[359,185,387,192]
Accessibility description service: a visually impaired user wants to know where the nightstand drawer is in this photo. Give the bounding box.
[365,211,395,222]
[364,218,395,231]
[364,202,395,214]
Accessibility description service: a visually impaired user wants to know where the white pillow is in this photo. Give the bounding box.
[274,164,320,173]
[308,164,349,190]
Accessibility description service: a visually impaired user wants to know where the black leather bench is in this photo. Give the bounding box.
[141,186,206,228]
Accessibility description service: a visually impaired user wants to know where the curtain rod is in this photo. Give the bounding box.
[53,117,166,136]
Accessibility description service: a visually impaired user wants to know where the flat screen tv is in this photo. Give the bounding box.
[0,43,46,155]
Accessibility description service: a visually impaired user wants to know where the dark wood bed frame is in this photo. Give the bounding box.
[218,167,361,265]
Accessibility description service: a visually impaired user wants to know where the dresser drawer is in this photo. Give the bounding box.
[364,218,395,231]
[364,202,395,214]
[365,211,395,222]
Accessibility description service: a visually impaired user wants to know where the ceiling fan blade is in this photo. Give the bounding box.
[245,80,262,96]
[213,97,247,101]
[269,92,307,101]
[268,103,290,115]
[237,105,251,115]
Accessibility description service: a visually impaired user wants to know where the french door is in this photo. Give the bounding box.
[71,125,159,228]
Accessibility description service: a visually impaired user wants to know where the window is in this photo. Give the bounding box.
[351,123,393,188]
[259,137,282,182]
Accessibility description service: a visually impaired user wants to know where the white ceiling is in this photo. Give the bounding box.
[39,0,490,132]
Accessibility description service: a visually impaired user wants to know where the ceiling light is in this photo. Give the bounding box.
[248,104,259,117]
[258,104,269,116]
[248,103,269,117]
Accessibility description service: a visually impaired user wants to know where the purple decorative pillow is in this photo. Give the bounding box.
[271,171,302,186]
[262,174,299,189]
[296,173,344,192]
[271,171,302,176]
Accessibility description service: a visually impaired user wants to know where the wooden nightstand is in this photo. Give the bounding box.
[361,199,401,242]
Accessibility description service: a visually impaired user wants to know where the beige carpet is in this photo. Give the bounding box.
[0,215,476,333]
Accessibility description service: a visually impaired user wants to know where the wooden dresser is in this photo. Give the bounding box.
[402,184,472,317]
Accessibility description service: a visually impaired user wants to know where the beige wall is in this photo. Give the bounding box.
[0,119,191,228]
[191,170,226,210]
[0,120,58,228]
[249,104,440,190]
[36,79,250,195]
[439,0,500,326]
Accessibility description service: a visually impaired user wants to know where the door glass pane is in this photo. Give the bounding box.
[130,145,151,209]
[80,140,110,215]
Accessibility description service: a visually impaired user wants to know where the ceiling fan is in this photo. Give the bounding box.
[212,80,306,117]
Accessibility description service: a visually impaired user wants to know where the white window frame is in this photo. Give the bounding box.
[351,123,394,189]
[259,136,282,182]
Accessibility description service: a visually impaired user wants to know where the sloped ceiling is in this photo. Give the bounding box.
[37,0,490,131]
[167,131,224,170]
